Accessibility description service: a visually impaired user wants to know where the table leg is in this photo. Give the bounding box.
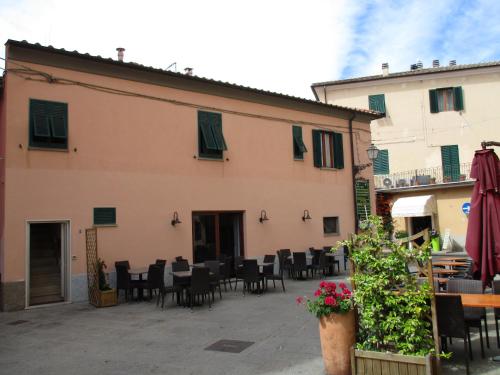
[138,274,144,300]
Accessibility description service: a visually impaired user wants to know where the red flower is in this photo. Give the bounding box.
[339,282,347,289]
[343,288,351,295]
[319,281,328,288]
[325,296,337,306]
[314,289,322,297]
[296,296,304,304]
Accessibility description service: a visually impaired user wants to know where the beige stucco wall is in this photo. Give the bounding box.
[1,59,375,286]
[316,67,500,174]
[391,186,472,249]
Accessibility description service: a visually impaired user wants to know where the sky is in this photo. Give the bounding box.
[1,0,500,99]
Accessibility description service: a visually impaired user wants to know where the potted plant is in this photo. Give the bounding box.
[96,258,117,307]
[430,230,440,252]
[297,281,355,375]
[340,216,437,374]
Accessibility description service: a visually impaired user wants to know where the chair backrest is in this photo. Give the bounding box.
[155,259,167,266]
[190,267,210,293]
[172,260,189,272]
[234,256,243,270]
[115,265,130,288]
[493,280,500,316]
[447,279,483,294]
[242,259,259,281]
[263,254,275,263]
[148,264,164,289]
[218,254,227,262]
[175,256,185,262]
[115,260,130,270]
[318,252,326,267]
[293,252,307,269]
[323,245,333,252]
[204,260,221,278]
[280,249,291,257]
[435,294,466,338]
[312,250,322,266]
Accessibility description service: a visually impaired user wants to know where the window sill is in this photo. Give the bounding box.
[324,232,340,237]
[28,146,69,152]
[197,156,224,162]
[320,167,340,171]
[294,158,304,161]
[93,224,118,228]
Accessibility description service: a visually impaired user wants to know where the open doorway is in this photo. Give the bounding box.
[28,222,69,306]
[410,216,433,246]
[192,212,243,263]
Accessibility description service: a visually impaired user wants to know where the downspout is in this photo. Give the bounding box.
[348,112,358,233]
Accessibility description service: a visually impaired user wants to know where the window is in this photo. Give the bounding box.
[355,179,371,222]
[441,145,460,182]
[323,217,339,235]
[312,130,344,169]
[429,87,464,113]
[368,94,386,113]
[29,99,68,150]
[198,111,227,159]
[93,208,116,226]
[292,125,307,160]
[373,149,389,175]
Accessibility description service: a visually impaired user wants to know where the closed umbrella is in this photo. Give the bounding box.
[465,148,500,287]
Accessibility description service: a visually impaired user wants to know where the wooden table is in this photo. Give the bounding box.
[435,257,468,262]
[437,293,500,308]
[191,262,224,268]
[432,261,468,267]
[432,269,459,276]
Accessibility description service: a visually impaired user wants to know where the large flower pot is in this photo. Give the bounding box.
[319,310,355,375]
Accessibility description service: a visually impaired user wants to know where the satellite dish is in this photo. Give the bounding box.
[383,178,392,187]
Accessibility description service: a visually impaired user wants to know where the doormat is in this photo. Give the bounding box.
[7,320,29,325]
[205,339,254,353]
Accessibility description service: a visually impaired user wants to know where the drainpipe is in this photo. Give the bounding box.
[348,112,359,233]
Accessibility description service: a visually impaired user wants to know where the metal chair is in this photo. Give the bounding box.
[493,280,500,348]
[205,260,223,301]
[115,264,134,301]
[186,267,211,310]
[311,251,329,278]
[292,252,308,279]
[435,294,470,375]
[242,259,264,295]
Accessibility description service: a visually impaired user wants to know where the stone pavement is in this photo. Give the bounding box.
[1,275,499,375]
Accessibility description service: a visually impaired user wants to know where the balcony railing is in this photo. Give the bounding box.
[374,162,473,190]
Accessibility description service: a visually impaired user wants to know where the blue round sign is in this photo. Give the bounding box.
[462,202,471,215]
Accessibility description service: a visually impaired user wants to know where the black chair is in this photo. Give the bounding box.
[262,255,276,289]
[219,256,233,291]
[186,267,211,310]
[448,279,489,358]
[292,252,308,279]
[323,247,340,274]
[172,260,190,304]
[242,259,264,295]
[205,260,223,301]
[278,249,293,278]
[435,294,470,375]
[311,251,329,278]
[115,260,130,270]
[155,259,166,266]
[493,280,500,348]
[175,256,185,262]
[264,254,285,292]
[233,256,245,289]
[115,265,134,301]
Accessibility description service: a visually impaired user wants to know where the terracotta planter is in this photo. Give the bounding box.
[97,288,117,307]
[319,310,355,375]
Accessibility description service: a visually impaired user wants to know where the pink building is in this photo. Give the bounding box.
[0,40,380,311]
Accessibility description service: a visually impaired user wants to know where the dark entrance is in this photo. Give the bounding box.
[29,223,64,306]
[410,216,433,245]
[192,212,243,263]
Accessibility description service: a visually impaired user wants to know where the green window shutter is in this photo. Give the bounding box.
[210,112,227,151]
[368,94,386,113]
[312,130,322,168]
[198,111,218,150]
[429,90,439,113]
[373,149,389,175]
[441,145,460,182]
[292,125,307,159]
[453,86,464,111]
[355,179,371,221]
[333,132,344,169]
[93,207,116,225]
[29,99,68,149]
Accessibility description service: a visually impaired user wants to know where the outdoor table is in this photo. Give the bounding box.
[325,253,336,257]
[432,269,459,276]
[191,262,224,268]
[432,261,468,268]
[435,257,468,262]
[129,267,149,300]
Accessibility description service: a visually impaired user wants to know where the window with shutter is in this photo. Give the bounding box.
[93,207,116,226]
[323,217,339,235]
[311,129,344,169]
[29,99,68,149]
[373,149,389,175]
[198,111,227,159]
[368,94,386,113]
[292,125,307,160]
[441,145,460,182]
[355,179,371,222]
[429,87,464,113]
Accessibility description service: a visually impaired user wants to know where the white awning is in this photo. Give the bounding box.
[392,195,437,217]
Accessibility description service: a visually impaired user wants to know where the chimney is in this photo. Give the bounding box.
[381,63,389,76]
[449,60,457,66]
[116,47,125,62]
[184,67,193,76]
[416,60,423,69]
[432,59,440,68]
[410,63,418,71]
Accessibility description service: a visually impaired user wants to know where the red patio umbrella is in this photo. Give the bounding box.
[465,147,500,288]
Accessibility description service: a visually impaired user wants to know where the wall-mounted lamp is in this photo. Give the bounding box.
[302,209,312,221]
[171,211,182,226]
[353,143,380,175]
[259,210,269,223]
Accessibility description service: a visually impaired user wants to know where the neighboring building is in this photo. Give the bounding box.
[0,40,380,311]
[311,59,500,250]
